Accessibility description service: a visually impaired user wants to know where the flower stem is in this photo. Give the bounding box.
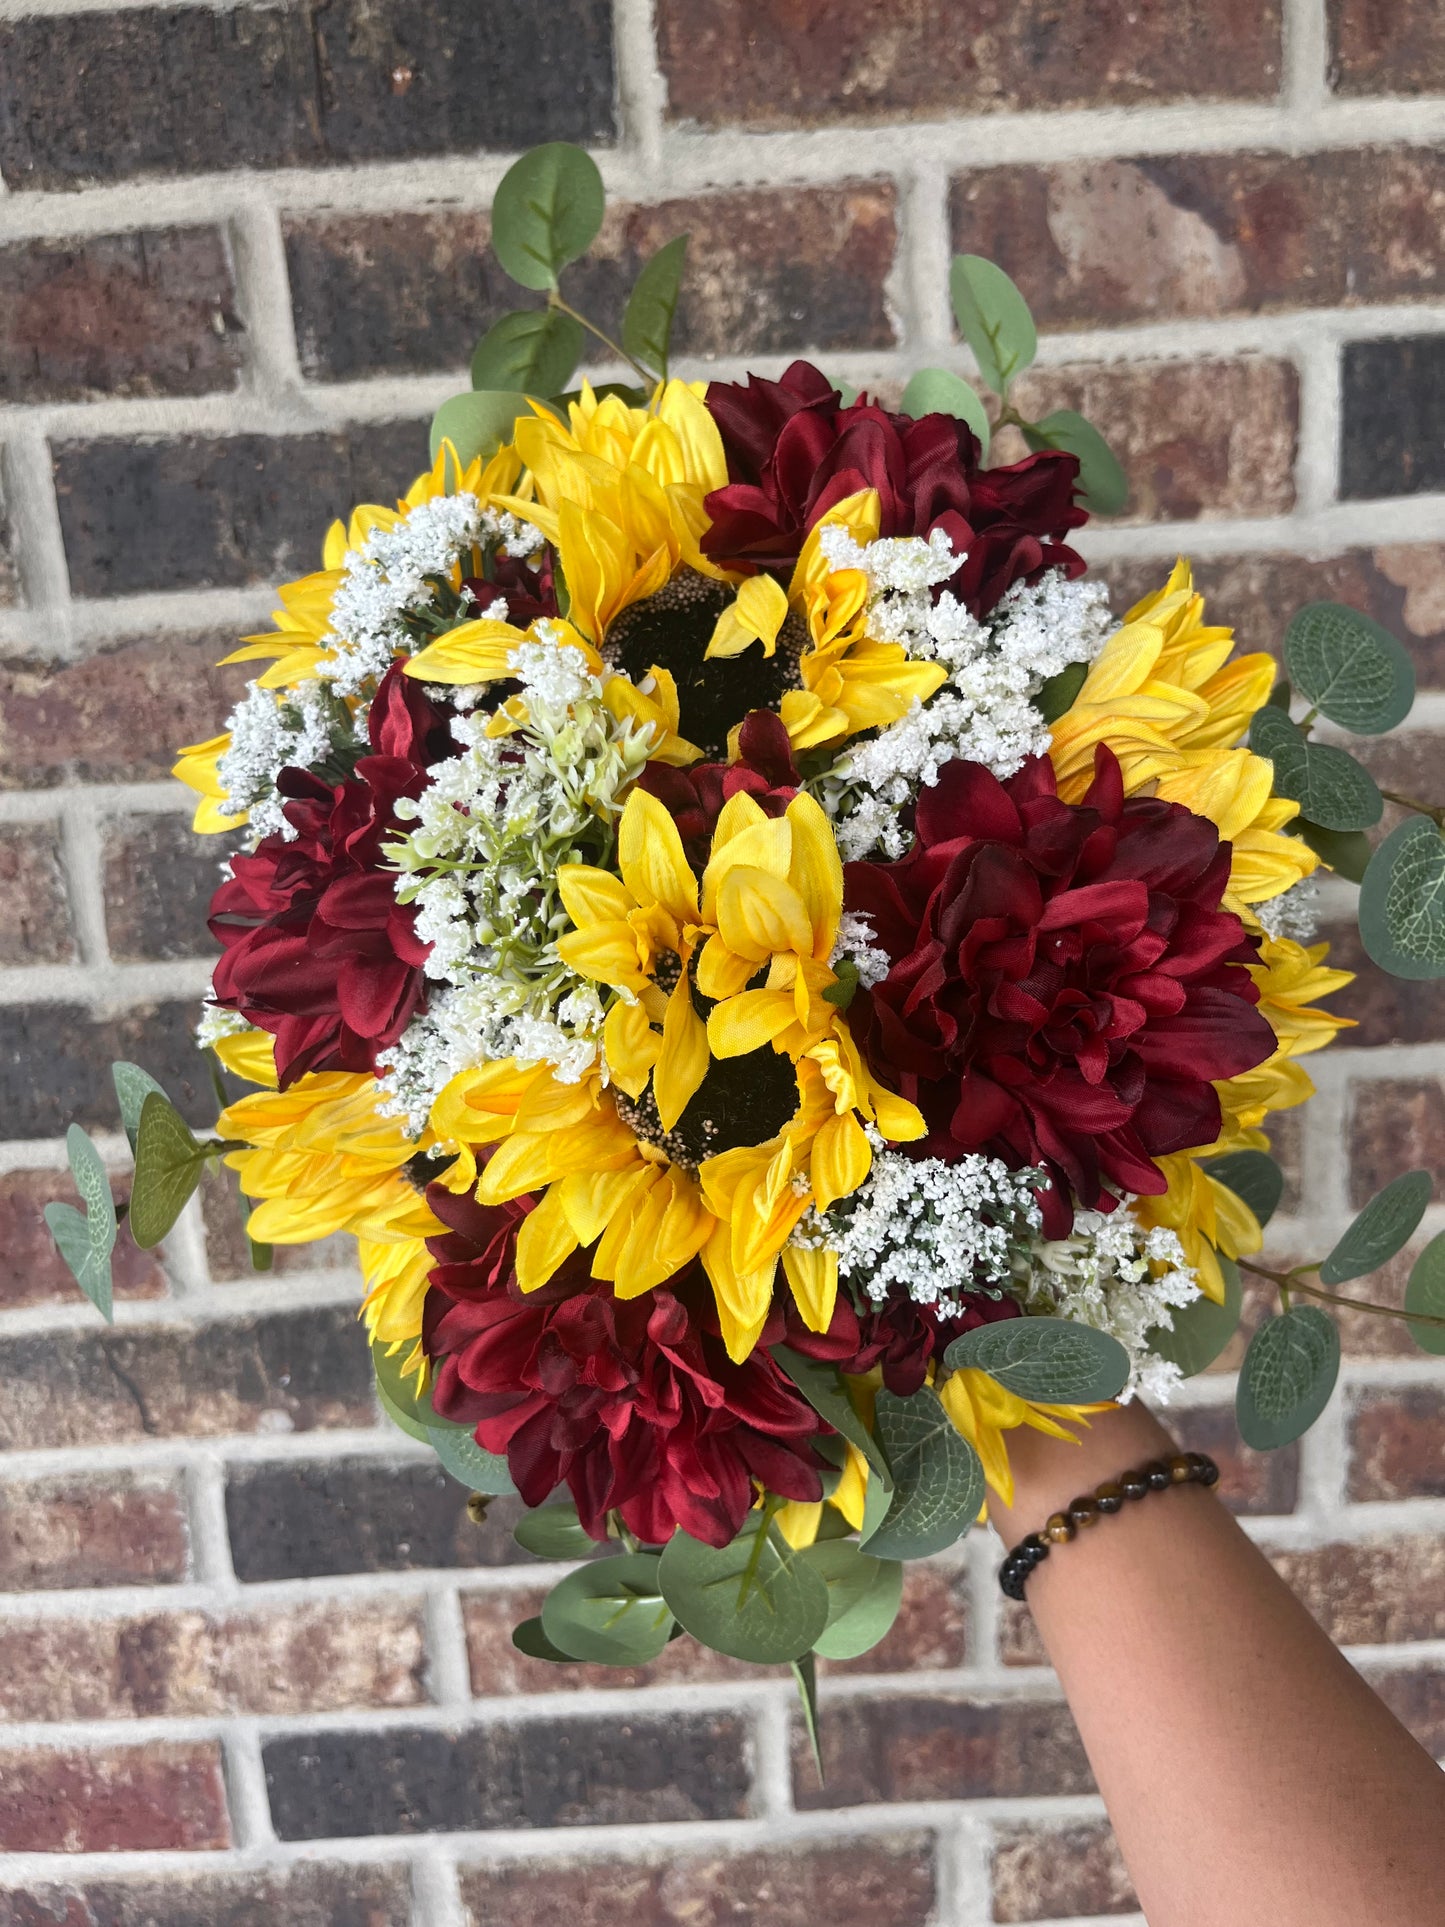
[1380,789,1445,828]
[547,291,656,390]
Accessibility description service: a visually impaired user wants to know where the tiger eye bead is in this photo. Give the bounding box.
[1095,1480,1125,1514]
[1120,1469,1150,1500]
[1168,1454,1193,1484]
[1143,1459,1172,1491]
[1067,1495,1101,1528]
[1044,1512,1075,1543]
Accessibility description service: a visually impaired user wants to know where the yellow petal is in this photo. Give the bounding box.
[717,866,815,962]
[618,788,700,924]
[558,864,634,929]
[810,1109,872,1213]
[785,793,845,957]
[782,1243,838,1333]
[694,932,762,1002]
[514,1186,581,1291]
[707,989,797,1058]
[654,978,710,1131]
[603,998,659,1099]
[706,573,790,659]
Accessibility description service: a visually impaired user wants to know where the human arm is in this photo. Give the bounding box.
[987,1399,1445,1927]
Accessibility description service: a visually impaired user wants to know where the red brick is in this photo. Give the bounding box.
[1348,1387,1445,1501]
[951,150,1445,332]
[1330,0,1445,96]
[999,357,1297,523]
[286,182,897,383]
[0,1743,229,1852]
[657,0,1281,127]
[1347,1078,1445,1205]
[1363,1660,1445,1758]
[102,813,228,962]
[460,1836,938,1927]
[0,635,250,791]
[1267,1535,1445,1645]
[0,1598,427,1721]
[793,1693,1092,1806]
[0,1865,414,1927]
[992,1821,1136,1922]
[0,824,74,964]
[0,997,214,1140]
[0,228,241,404]
[0,1472,189,1590]
[0,1169,168,1312]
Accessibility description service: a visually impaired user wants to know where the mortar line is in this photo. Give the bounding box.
[610,0,667,177]
[0,426,71,640]
[55,789,112,969]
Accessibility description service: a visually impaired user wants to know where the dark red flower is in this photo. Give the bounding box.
[844,746,1277,1235]
[700,360,1087,616]
[780,1285,1022,1398]
[208,664,450,1086]
[460,547,558,628]
[637,708,801,865]
[422,1183,828,1547]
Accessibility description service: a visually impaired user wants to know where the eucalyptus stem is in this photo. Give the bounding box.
[1380,789,1445,828]
[1236,1257,1445,1330]
[547,290,655,389]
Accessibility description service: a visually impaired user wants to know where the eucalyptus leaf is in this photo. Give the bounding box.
[1284,601,1416,735]
[512,1616,573,1664]
[1022,409,1129,515]
[831,378,860,406]
[802,1540,904,1660]
[900,367,991,451]
[1035,659,1089,725]
[1267,678,1292,711]
[471,309,584,398]
[1290,817,1372,884]
[1202,1150,1285,1229]
[1237,1306,1340,1449]
[541,1553,673,1665]
[1405,1232,1445,1356]
[622,233,689,377]
[430,389,532,466]
[658,1515,829,1664]
[1319,1169,1433,1285]
[949,254,1037,395]
[791,1652,824,1776]
[513,1502,596,1561]
[859,1459,894,1543]
[371,1339,436,1444]
[370,1338,516,1490]
[943,1316,1130,1403]
[129,1094,207,1249]
[1248,707,1382,833]
[1145,1249,1243,1379]
[112,1063,167,1153]
[1359,815,1445,981]
[490,142,605,291]
[864,1387,985,1561]
[430,1424,516,1497]
[771,1346,892,1489]
[44,1201,114,1322]
[66,1125,116,1243]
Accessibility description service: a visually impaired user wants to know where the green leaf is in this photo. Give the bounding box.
[470,309,584,398]
[512,1616,573,1664]
[430,1424,516,1496]
[513,1502,596,1561]
[1319,1170,1433,1285]
[371,1339,437,1443]
[771,1346,892,1490]
[1022,410,1129,516]
[490,142,605,291]
[1237,1307,1340,1449]
[949,254,1037,396]
[802,1539,904,1660]
[1035,659,1088,725]
[1146,1249,1243,1378]
[1267,678,1292,711]
[943,1316,1130,1403]
[658,1514,830,1664]
[1290,816,1372,884]
[1359,814,1445,981]
[112,1063,167,1153]
[791,1651,824,1777]
[621,233,689,377]
[831,378,860,406]
[44,1201,115,1323]
[370,1339,516,1491]
[1405,1232,1445,1356]
[1247,708,1382,833]
[1202,1150,1284,1229]
[247,1232,273,1273]
[541,1552,673,1665]
[863,1386,985,1561]
[900,368,991,451]
[129,1094,207,1249]
[1284,601,1416,735]
[430,389,532,467]
[66,1123,116,1243]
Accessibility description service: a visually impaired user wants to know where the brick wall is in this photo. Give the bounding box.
[1,1,1443,1920]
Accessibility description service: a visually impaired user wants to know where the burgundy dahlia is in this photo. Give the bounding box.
[700,359,1087,616]
[422,1184,828,1547]
[208,664,450,1086]
[637,708,802,865]
[781,1285,1022,1399]
[844,746,1277,1236]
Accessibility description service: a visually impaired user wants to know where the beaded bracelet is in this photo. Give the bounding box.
[998,1451,1220,1601]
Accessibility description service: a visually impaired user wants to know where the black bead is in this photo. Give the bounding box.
[1142,1459,1172,1491]
[1022,1533,1050,1561]
[1197,1455,1220,1487]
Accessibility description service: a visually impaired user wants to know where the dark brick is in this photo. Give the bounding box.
[1342,336,1445,500]
[264,1712,751,1838]
[102,813,229,962]
[0,1305,375,1451]
[0,1471,189,1590]
[1347,1077,1445,1205]
[992,1821,1135,1923]
[1325,918,1445,1048]
[1330,0,1445,96]
[0,997,215,1137]
[0,1743,228,1851]
[951,150,1445,331]
[226,1458,524,1581]
[54,421,430,599]
[1349,1387,1445,1501]
[792,1694,1092,1807]
[0,822,74,964]
[0,1169,168,1311]
[1363,1661,1445,1758]
[285,181,897,382]
[0,634,250,790]
[0,1864,413,1927]
[0,1,614,190]
[657,0,1281,126]
[0,228,242,403]
[459,1836,938,1927]
[1268,1535,1445,1645]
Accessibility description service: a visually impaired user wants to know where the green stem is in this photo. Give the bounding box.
[1236,1257,1445,1330]
[547,290,655,389]
[1380,789,1445,828]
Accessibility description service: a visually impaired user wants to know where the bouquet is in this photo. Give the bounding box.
[44,144,1445,1717]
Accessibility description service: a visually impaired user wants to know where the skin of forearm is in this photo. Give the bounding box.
[987,1401,1445,1927]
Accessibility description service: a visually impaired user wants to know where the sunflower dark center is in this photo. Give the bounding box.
[615,1045,800,1170]
[605,568,807,759]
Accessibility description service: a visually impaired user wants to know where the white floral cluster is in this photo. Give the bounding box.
[375,632,655,1134]
[795,1135,1045,1319]
[1255,877,1320,945]
[214,682,352,841]
[828,910,892,990]
[1016,1204,1202,1403]
[813,530,1115,859]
